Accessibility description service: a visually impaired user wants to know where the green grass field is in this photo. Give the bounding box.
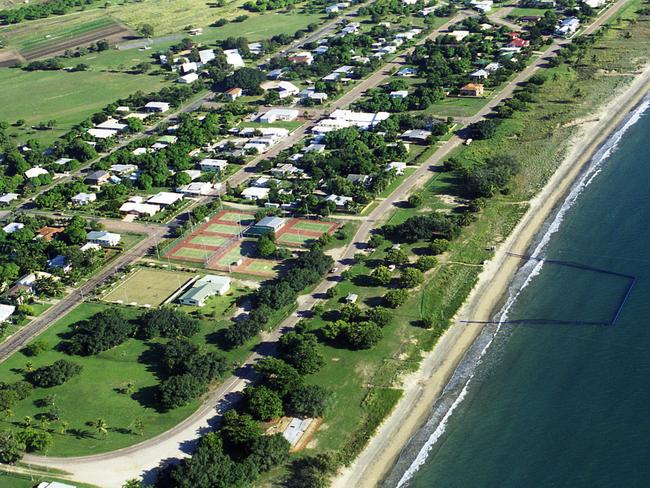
[245,260,278,274]
[102,267,193,305]
[0,299,259,456]
[241,120,305,132]
[189,235,228,247]
[0,68,168,145]
[508,7,552,17]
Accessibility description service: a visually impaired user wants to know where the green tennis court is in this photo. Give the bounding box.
[278,233,313,244]
[217,211,255,224]
[190,235,228,247]
[291,221,336,233]
[172,247,213,260]
[206,223,241,235]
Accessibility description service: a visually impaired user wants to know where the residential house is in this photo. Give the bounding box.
[288,52,314,65]
[224,49,245,68]
[25,167,49,179]
[47,255,71,273]
[470,69,490,80]
[71,192,97,206]
[179,275,231,307]
[199,158,228,172]
[147,192,184,206]
[459,83,484,97]
[36,226,64,241]
[390,90,409,99]
[84,170,110,186]
[177,182,213,196]
[2,222,24,234]
[119,200,161,217]
[401,129,432,143]
[109,164,137,175]
[271,164,302,177]
[325,194,353,208]
[198,49,215,64]
[87,128,118,139]
[0,304,15,322]
[556,17,580,36]
[347,174,371,185]
[178,72,199,84]
[144,101,171,113]
[397,67,417,77]
[241,186,270,200]
[0,193,18,205]
[87,230,121,247]
[225,87,243,101]
[508,38,530,49]
[385,161,407,175]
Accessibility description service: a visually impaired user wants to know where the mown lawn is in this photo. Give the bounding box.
[0,301,258,456]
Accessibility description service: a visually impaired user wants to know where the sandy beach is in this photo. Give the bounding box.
[332,65,650,488]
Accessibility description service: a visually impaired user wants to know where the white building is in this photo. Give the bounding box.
[2,222,24,234]
[199,158,228,172]
[179,275,231,307]
[119,201,161,217]
[325,194,353,207]
[25,167,49,179]
[556,17,580,36]
[198,49,216,64]
[386,161,407,175]
[71,192,97,206]
[145,101,171,113]
[147,192,184,206]
[259,108,299,123]
[325,109,390,129]
[178,72,199,84]
[0,304,15,323]
[224,49,245,68]
[177,182,213,196]
[87,128,118,139]
[96,118,128,131]
[241,186,270,200]
[87,230,121,247]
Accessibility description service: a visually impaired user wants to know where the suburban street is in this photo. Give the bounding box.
[17,0,633,484]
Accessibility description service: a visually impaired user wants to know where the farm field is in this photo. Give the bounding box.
[102,267,194,306]
[0,300,258,456]
[0,68,168,145]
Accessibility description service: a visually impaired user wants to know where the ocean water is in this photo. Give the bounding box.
[384,94,650,488]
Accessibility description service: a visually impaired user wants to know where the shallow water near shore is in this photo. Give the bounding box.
[384,93,650,488]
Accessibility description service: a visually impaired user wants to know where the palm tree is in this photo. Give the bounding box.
[131,417,144,436]
[24,361,33,373]
[94,418,108,438]
[59,421,69,435]
[23,416,32,428]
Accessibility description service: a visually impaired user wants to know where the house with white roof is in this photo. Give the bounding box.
[327,109,390,129]
[96,118,128,131]
[259,108,299,123]
[0,193,18,205]
[177,182,213,196]
[178,72,199,84]
[325,194,353,208]
[71,192,97,206]
[87,230,121,247]
[0,303,15,323]
[224,49,245,68]
[25,167,49,179]
[198,49,215,64]
[2,222,24,234]
[147,192,184,206]
[199,158,228,172]
[119,201,161,217]
[241,186,270,200]
[145,101,171,113]
[386,161,407,175]
[87,128,118,139]
[390,90,409,99]
[109,164,137,175]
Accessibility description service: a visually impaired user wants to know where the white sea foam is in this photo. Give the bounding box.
[393,95,650,488]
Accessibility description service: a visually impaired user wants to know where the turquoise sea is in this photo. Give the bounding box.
[383,93,650,488]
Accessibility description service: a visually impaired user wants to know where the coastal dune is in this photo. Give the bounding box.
[332,65,650,488]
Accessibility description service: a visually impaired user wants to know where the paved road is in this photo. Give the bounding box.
[21,1,631,485]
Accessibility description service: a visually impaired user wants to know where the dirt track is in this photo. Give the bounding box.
[20,23,133,60]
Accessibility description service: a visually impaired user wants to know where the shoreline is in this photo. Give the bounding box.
[332,65,650,488]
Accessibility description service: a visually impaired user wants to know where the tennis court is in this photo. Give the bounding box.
[205,223,241,235]
[189,235,229,247]
[275,218,339,247]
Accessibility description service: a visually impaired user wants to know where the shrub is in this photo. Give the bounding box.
[384,289,408,308]
[285,384,331,417]
[159,373,207,410]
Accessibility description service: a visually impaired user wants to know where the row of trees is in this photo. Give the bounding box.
[224,248,333,347]
[0,0,95,24]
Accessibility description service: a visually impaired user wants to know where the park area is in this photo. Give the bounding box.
[165,211,338,277]
[102,267,194,307]
[0,299,258,457]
